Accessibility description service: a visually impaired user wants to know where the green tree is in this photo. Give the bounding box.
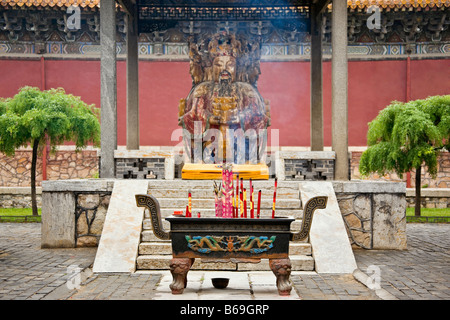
[0,87,101,216]
[359,95,449,216]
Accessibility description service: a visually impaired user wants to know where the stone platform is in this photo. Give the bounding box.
[41,179,406,274]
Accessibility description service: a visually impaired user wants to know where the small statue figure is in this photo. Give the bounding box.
[178,32,271,164]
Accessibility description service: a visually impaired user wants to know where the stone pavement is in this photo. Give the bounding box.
[0,223,449,301]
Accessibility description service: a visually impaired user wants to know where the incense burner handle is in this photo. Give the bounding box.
[135,194,171,240]
[290,196,328,241]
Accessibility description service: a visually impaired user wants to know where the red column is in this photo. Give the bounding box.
[40,56,48,181]
[406,56,411,188]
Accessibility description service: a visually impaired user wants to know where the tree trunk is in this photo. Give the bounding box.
[31,138,40,216]
[414,165,421,217]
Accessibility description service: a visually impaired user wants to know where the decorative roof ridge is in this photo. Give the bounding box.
[1,0,449,9]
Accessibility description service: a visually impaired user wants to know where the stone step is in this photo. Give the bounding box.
[138,241,312,256]
[154,198,301,209]
[145,208,304,219]
[142,218,306,233]
[136,254,314,271]
[147,188,299,200]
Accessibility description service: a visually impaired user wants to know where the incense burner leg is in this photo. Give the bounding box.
[169,258,195,294]
[269,258,292,296]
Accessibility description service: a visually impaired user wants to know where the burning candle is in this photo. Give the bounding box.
[243,188,247,218]
[257,190,261,219]
[272,178,277,219]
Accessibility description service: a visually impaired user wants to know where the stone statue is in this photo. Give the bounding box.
[178,32,271,164]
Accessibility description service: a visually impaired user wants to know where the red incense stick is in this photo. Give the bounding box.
[240,191,243,218]
[257,190,261,218]
[236,174,239,218]
[250,179,254,218]
[272,178,277,218]
[188,191,192,217]
[243,188,247,218]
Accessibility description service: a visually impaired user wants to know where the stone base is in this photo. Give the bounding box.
[275,151,337,181]
[114,149,174,180]
[181,163,269,180]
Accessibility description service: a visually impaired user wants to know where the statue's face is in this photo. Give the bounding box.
[212,55,236,83]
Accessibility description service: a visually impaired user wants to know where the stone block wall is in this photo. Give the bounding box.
[284,159,334,180]
[116,158,166,179]
[114,149,175,180]
[406,188,450,209]
[275,151,337,181]
[351,151,450,188]
[333,181,407,250]
[0,148,99,187]
[41,179,114,248]
[2,148,448,187]
[0,187,42,208]
[41,179,408,250]
[75,193,111,247]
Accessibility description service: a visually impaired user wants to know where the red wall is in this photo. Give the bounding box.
[1,57,448,147]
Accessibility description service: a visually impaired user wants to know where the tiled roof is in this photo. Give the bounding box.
[0,0,449,9]
[347,0,449,9]
[0,0,99,7]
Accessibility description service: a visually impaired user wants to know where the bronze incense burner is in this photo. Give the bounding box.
[136,194,327,296]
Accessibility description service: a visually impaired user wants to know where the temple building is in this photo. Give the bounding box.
[0,0,449,185]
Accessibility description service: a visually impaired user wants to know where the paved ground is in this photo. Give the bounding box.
[0,223,448,301]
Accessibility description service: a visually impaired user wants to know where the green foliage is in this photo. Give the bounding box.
[0,86,100,156]
[360,95,450,178]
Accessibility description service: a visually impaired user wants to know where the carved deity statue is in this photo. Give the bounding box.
[178,32,271,164]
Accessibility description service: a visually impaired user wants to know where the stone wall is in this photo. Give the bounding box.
[406,188,450,209]
[0,187,42,208]
[2,148,449,187]
[116,158,166,179]
[0,148,99,187]
[41,179,409,250]
[4,185,445,210]
[351,151,450,188]
[41,180,113,248]
[333,181,407,250]
[114,150,175,180]
[275,151,337,181]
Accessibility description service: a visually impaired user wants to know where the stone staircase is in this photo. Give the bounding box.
[136,180,315,271]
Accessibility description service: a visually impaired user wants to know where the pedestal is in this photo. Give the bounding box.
[181,163,269,180]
